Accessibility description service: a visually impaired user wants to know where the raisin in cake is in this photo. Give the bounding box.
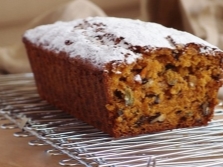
[23,17,223,137]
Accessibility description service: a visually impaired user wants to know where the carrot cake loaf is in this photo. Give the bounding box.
[23,17,223,137]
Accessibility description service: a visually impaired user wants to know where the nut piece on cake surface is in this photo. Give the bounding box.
[23,17,223,137]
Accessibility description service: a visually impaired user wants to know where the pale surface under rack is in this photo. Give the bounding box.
[1,73,223,167]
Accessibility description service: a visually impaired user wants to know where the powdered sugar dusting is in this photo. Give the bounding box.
[134,74,142,84]
[24,17,221,69]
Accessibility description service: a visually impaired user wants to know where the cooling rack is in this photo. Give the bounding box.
[1,73,223,167]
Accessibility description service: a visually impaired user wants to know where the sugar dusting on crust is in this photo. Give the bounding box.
[24,17,221,69]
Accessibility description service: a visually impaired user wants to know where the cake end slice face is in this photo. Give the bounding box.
[105,44,223,137]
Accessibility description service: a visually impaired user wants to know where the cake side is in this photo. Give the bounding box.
[23,39,114,135]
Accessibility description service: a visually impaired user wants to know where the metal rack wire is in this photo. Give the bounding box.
[1,73,223,167]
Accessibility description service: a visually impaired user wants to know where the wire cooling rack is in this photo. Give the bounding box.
[1,73,223,167]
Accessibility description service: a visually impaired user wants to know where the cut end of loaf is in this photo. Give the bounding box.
[105,44,223,137]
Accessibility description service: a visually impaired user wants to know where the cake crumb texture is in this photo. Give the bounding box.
[105,44,223,137]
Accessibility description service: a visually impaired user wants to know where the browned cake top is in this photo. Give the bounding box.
[24,17,221,69]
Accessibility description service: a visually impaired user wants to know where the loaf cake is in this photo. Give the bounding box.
[23,17,223,137]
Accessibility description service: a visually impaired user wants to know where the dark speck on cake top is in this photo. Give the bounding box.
[24,17,220,69]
